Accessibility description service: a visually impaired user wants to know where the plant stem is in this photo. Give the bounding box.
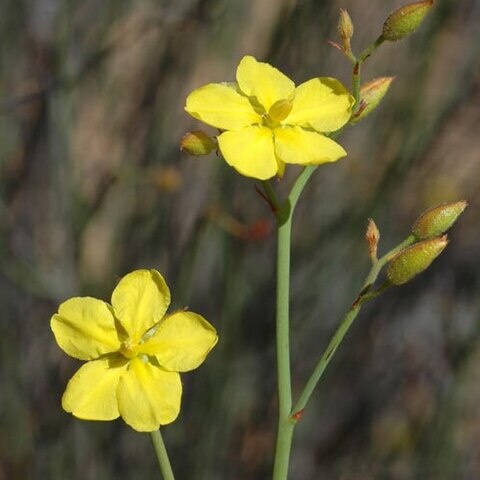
[272,209,294,480]
[261,180,282,213]
[271,33,389,473]
[288,166,317,212]
[363,235,415,289]
[352,61,361,109]
[290,235,415,416]
[150,430,175,480]
[351,35,386,114]
[272,166,318,480]
[358,34,385,62]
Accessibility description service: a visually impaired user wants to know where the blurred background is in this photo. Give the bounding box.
[1,0,479,478]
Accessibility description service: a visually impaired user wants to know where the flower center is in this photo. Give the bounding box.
[263,98,293,128]
[120,341,139,359]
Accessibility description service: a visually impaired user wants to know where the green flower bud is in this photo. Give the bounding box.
[382,1,434,42]
[180,130,216,156]
[351,77,395,124]
[387,236,448,286]
[412,201,468,240]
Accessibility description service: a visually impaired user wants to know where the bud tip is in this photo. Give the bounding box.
[412,200,468,239]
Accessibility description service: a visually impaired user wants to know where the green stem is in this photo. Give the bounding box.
[272,210,294,480]
[272,165,317,480]
[271,35,390,472]
[270,30,390,477]
[363,235,415,289]
[288,166,317,212]
[261,180,282,213]
[351,35,386,115]
[358,34,385,62]
[352,61,361,108]
[150,430,175,480]
[290,235,415,416]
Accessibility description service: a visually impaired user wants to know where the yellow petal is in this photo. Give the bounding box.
[51,297,121,360]
[285,78,354,132]
[276,158,286,178]
[185,83,261,130]
[217,126,277,180]
[274,126,347,165]
[236,56,295,112]
[117,358,182,432]
[139,311,218,372]
[62,356,128,420]
[111,270,171,344]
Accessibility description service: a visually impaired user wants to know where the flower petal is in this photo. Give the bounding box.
[111,270,171,344]
[285,78,354,132]
[217,126,278,180]
[117,358,182,432]
[274,126,347,165]
[276,158,286,178]
[51,297,121,360]
[139,311,218,372]
[185,83,261,130]
[236,56,295,112]
[62,356,128,420]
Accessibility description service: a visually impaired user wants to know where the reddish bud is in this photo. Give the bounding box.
[338,9,354,52]
[366,218,380,262]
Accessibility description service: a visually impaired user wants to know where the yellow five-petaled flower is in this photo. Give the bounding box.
[185,55,354,180]
[51,269,218,432]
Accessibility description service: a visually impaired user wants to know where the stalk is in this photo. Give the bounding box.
[150,430,175,480]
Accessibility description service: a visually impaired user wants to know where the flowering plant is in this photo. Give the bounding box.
[50,2,467,479]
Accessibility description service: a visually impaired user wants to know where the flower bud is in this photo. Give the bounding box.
[351,77,395,124]
[338,9,354,51]
[412,200,467,239]
[366,218,380,262]
[180,130,216,156]
[382,1,434,42]
[387,236,448,286]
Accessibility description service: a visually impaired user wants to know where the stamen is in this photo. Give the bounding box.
[120,341,138,359]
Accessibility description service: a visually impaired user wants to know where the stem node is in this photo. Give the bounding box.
[291,409,305,423]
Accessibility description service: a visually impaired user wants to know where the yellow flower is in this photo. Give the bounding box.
[51,269,218,432]
[185,55,354,180]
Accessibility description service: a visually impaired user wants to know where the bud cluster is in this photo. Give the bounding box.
[331,1,435,125]
[385,201,467,286]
